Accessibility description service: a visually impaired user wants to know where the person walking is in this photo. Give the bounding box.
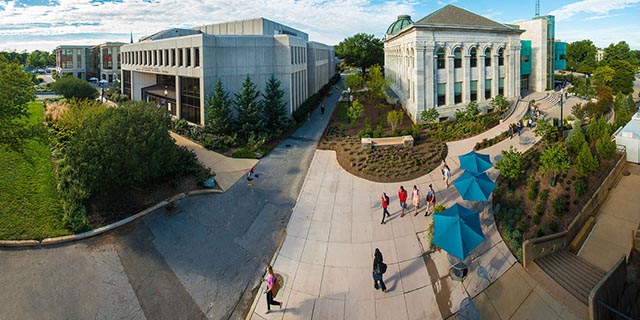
[381,192,391,224]
[440,160,448,179]
[398,186,408,216]
[247,167,256,191]
[443,165,451,188]
[320,103,325,115]
[264,265,282,314]
[411,185,421,216]
[372,248,387,292]
[425,184,436,216]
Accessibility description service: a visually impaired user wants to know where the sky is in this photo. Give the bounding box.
[0,0,639,53]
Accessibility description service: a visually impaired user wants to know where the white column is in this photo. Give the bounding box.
[423,45,435,114]
[514,47,521,97]
[446,54,455,106]
[478,49,486,102]
[492,53,500,97]
[175,75,181,119]
[463,52,471,104]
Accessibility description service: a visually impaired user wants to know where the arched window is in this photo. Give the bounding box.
[470,48,477,68]
[436,48,445,69]
[498,48,504,66]
[484,48,491,67]
[454,48,462,68]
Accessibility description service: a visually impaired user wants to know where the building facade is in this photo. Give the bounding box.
[384,5,523,122]
[120,18,335,125]
[514,16,556,92]
[55,42,125,82]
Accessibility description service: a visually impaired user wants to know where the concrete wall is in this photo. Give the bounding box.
[515,19,548,92]
[385,28,522,122]
[192,18,309,41]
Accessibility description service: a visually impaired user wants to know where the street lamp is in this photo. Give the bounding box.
[346,87,352,109]
[585,74,590,100]
[559,88,564,129]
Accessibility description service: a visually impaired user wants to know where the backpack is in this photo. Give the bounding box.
[385,195,390,205]
[380,262,387,274]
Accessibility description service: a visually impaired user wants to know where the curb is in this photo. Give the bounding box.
[0,188,223,248]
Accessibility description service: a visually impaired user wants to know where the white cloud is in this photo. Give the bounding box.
[549,0,640,21]
[436,0,458,5]
[0,0,416,51]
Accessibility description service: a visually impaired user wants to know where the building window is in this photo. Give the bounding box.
[454,48,462,68]
[102,48,113,69]
[76,49,82,68]
[171,49,176,66]
[185,48,191,67]
[437,83,446,106]
[436,48,445,69]
[61,49,73,68]
[122,70,131,99]
[521,55,530,62]
[153,50,158,66]
[194,48,200,67]
[158,50,162,66]
[498,48,504,66]
[470,48,477,68]
[178,49,183,67]
[117,52,121,69]
[180,76,201,124]
[164,50,169,66]
[485,79,492,99]
[485,48,491,67]
[470,80,478,101]
[499,78,504,95]
[454,82,462,104]
[143,51,147,65]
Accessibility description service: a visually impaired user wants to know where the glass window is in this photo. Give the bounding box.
[171,49,176,66]
[498,48,504,66]
[470,80,478,101]
[454,82,462,104]
[454,48,462,68]
[122,70,131,99]
[470,48,477,68]
[185,48,191,67]
[194,48,200,67]
[499,77,504,95]
[437,83,446,106]
[178,49,183,67]
[180,76,201,124]
[521,55,530,62]
[436,48,445,69]
[158,50,162,66]
[485,79,492,99]
[485,48,491,67]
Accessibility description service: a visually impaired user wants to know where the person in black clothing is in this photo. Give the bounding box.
[372,248,387,292]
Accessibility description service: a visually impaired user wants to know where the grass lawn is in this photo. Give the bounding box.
[0,101,69,240]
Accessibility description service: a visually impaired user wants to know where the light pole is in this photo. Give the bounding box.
[585,74,590,100]
[346,87,352,109]
[559,88,564,129]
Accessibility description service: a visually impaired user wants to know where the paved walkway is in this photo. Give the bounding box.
[248,97,581,319]
[171,132,258,191]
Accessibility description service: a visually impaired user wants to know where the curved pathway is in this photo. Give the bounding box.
[247,99,577,319]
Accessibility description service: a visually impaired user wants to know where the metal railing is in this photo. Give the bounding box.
[596,300,634,320]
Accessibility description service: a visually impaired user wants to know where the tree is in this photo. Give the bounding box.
[366,64,391,100]
[575,142,598,177]
[262,75,288,133]
[335,33,384,75]
[586,85,613,118]
[539,143,571,185]
[495,146,525,188]
[609,60,635,94]
[0,56,37,151]
[614,93,631,129]
[592,65,615,87]
[534,118,557,144]
[347,100,364,124]
[344,73,364,92]
[50,76,98,100]
[489,95,509,113]
[602,41,638,66]
[626,93,638,115]
[387,110,404,133]
[565,126,586,156]
[234,75,265,141]
[421,108,439,123]
[566,40,597,73]
[586,116,610,143]
[572,103,587,123]
[204,79,233,135]
[596,137,616,160]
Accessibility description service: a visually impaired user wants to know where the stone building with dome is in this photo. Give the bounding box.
[384,5,524,122]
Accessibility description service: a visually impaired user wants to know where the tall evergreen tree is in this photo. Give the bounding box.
[262,75,288,132]
[234,75,264,141]
[204,79,233,134]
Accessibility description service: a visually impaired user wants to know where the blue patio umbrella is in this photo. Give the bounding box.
[432,203,485,261]
[458,151,492,174]
[453,171,497,201]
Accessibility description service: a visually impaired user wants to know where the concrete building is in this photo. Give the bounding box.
[596,48,605,62]
[384,5,524,122]
[55,42,125,82]
[514,16,556,92]
[120,18,335,125]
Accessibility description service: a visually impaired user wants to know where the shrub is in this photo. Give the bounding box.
[421,108,439,123]
[433,203,447,213]
[573,179,587,197]
[535,204,545,216]
[347,100,364,124]
[528,180,539,200]
[426,220,440,251]
[536,229,545,238]
[549,220,560,233]
[516,221,528,233]
[595,137,616,160]
[50,76,98,100]
[575,142,599,177]
[539,190,549,202]
[552,198,564,216]
[516,248,523,262]
[387,110,404,133]
[565,126,586,156]
[411,124,421,139]
[231,147,256,159]
[533,214,541,225]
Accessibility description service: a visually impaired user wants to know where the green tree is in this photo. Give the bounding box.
[344,73,364,91]
[50,76,98,100]
[565,125,586,156]
[602,41,638,66]
[596,137,616,160]
[539,143,571,185]
[609,60,635,94]
[495,146,525,187]
[234,75,265,141]
[626,93,638,115]
[335,33,384,75]
[0,56,38,151]
[204,79,233,135]
[586,116,610,143]
[366,64,391,100]
[572,103,587,123]
[534,118,558,144]
[575,142,598,177]
[347,99,364,124]
[489,95,509,113]
[592,65,615,87]
[387,110,404,133]
[566,40,597,73]
[614,93,631,129]
[262,75,288,133]
[421,108,440,123]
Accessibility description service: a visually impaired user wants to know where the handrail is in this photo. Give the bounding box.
[501,99,519,121]
[596,300,634,320]
[633,230,640,250]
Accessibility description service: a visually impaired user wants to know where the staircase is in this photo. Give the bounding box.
[535,249,606,305]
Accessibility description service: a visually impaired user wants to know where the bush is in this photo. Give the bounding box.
[539,189,549,202]
[549,220,560,233]
[387,110,404,133]
[535,204,545,216]
[575,142,599,177]
[573,179,587,197]
[595,137,616,160]
[552,198,564,217]
[528,180,539,200]
[536,229,545,238]
[50,77,98,100]
[533,214,541,225]
[231,147,257,159]
[516,221,528,233]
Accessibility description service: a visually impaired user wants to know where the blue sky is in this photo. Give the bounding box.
[1,0,639,52]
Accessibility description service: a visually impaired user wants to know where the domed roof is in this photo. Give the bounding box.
[386,15,414,35]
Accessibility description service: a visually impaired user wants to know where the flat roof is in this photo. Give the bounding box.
[617,112,640,139]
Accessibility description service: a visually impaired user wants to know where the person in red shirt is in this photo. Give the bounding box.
[398,186,408,216]
[381,192,391,224]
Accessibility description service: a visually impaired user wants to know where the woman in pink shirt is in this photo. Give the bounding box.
[264,265,281,314]
[412,185,421,216]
